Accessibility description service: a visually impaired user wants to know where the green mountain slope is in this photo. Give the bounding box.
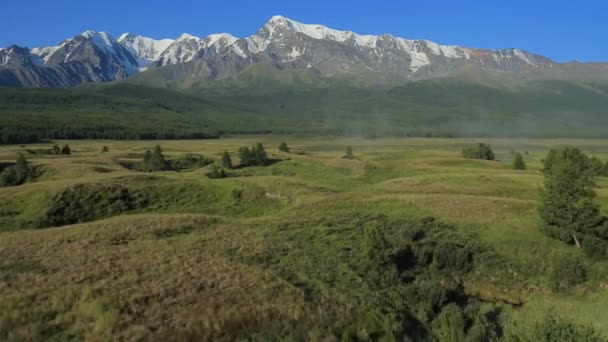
[2,76,608,144]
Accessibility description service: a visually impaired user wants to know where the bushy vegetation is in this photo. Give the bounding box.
[0,154,32,187]
[343,146,354,159]
[278,142,290,153]
[221,151,233,169]
[142,145,167,172]
[166,154,212,171]
[539,147,608,257]
[462,143,495,160]
[43,184,149,227]
[206,165,229,179]
[513,152,526,170]
[238,143,268,167]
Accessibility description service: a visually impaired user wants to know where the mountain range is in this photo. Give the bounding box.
[2,15,605,88]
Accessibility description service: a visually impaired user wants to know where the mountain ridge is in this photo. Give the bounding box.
[2,15,595,88]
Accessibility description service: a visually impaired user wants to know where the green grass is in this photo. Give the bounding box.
[1,136,608,340]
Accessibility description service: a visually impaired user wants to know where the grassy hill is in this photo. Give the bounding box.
[1,137,607,340]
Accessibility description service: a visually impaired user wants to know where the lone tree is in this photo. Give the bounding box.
[539,147,607,252]
[513,152,526,170]
[61,144,71,155]
[278,142,290,153]
[52,144,60,155]
[221,151,233,169]
[101,146,109,153]
[462,143,495,160]
[253,143,268,166]
[344,146,354,159]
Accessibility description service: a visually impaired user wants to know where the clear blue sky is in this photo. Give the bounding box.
[2,0,606,62]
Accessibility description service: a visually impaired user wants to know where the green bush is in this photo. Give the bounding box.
[513,152,526,170]
[533,314,604,342]
[44,184,149,227]
[549,254,587,291]
[431,304,466,342]
[582,235,607,259]
[462,143,495,160]
[0,154,31,187]
[167,154,212,170]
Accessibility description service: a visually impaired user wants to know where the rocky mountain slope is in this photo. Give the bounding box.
[0,16,603,88]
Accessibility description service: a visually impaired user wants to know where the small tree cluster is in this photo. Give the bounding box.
[278,142,290,153]
[238,143,268,167]
[539,147,608,257]
[462,143,495,160]
[52,144,71,155]
[0,154,32,187]
[142,145,167,172]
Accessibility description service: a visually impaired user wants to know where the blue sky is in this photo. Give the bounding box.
[2,0,606,62]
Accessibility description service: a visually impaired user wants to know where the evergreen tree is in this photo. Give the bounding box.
[52,144,60,155]
[344,146,354,159]
[278,142,290,153]
[142,150,153,172]
[253,143,268,166]
[239,147,253,166]
[60,144,71,155]
[221,151,233,169]
[539,147,606,250]
[513,152,526,170]
[144,145,166,171]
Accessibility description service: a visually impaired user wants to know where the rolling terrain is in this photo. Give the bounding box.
[1,137,608,340]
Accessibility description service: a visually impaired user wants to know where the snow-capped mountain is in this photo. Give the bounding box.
[0,15,580,88]
[117,33,173,70]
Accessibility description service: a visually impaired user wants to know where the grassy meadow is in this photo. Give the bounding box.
[1,136,608,340]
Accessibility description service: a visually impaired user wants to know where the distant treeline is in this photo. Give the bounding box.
[0,126,220,144]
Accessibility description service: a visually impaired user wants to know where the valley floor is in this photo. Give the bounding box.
[1,136,608,340]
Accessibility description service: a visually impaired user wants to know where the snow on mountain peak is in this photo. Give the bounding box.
[177,33,200,41]
[117,33,174,70]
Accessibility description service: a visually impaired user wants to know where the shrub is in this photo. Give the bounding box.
[431,304,466,342]
[167,154,212,170]
[60,144,71,155]
[278,142,290,153]
[0,154,31,187]
[582,235,607,259]
[344,146,354,159]
[207,165,228,179]
[533,314,603,342]
[221,151,233,169]
[549,254,587,291]
[462,143,495,160]
[44,184,148,227]
[513,152,526,170]
[101,146,109,153]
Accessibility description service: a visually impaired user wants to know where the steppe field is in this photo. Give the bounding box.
[1,136,607,340]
